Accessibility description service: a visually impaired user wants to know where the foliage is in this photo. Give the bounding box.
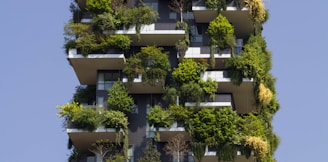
[164,134,190,162]
[199,78,218,101]
[123,46,171,85]
[208,14,235,51]
[192,107,238,145]
[169,105,192,122]
[92,12,117,33]
[244,136,268,161]
[57,102,82,121]
[138,140,161,162]
[172,59,205,85]
[72,85,96,104]
[163,87,178,106]
[64,22,90,40]
[68,148,86,162]
[226,34,271,85]
[86,0,112,15]
[191,142,205,162]
[90,139,114,162]
[233,0,246,10]
[258,83,273,106]
[238,113,266,139]
[147,105,172,128]
[123,55,142,83]
[176,22,190,60]
[180,82,204,105]
[72,108,100,131]
[133,2,159,35]
[205,0,227,11]
[75,33,99,55]
[107,81,134,113]
[216,142,237,162]
[107,34,131,51]
[245,0,266,23]
[101,110,128,129]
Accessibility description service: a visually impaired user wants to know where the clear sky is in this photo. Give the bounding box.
[0,0,327,162]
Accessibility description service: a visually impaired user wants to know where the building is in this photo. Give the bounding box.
[59,0,279,162]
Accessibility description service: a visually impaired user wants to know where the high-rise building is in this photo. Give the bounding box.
[58,0,279,162]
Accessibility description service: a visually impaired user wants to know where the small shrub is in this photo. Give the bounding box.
[258,83,273,106]
[72,108,99,131]
[101,110,128,129]
[147,106,172,128]
[244,136,268,161]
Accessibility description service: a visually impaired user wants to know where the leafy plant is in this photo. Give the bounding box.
[169,105,192,122]
[57,102,83,121]
[101,110,128,129]
[180,82,204,105]
[258,83,273,106]
[163,87,178,106]
[123,46,171,85]
[107,34,131,51]
[92,12,117,33]
[199,78,218,101]
[192,107,238,145]
[147,105,172,128]
[172,59,205,85]
[191,142,205,162]
[86,0,112,15]
[244,136,268,161]
[245,0,266,23]
[138,140,161,162]
[72,85,96,105]
[205,0,227,11]
[72,108,100,131]
[208,14,235,51]
[107,81,134,113]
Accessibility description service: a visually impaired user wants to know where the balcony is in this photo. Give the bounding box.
[192,1,253,38]
[181,46,231,69]
[67,126,121,153]
[201,71,255,114]
[111,23,185,46]
[202,145,254,162]
[122,74,165,94]
[185,94,233,108]
[150,122,191,142]
[68,49,126,85]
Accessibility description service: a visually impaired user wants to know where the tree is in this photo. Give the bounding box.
[73,85,96,105]
[123,46,171,85]
[138,140,161,162]
[164,134,190,162]
[172,59,206,85]
[180,82,204,105]
[90,139,115,162]
[107,81,134,113]
[169,0,191,22]
[147,105,172,128]
[208,14,235,51]
[205,0,227,11]
[86,0,112,16]
[191,142,205,162]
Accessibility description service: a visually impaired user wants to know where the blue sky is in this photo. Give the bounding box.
[0,0,327,162]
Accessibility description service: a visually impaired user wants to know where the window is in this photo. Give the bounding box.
[97,71,120,90]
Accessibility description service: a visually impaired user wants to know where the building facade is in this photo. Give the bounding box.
[59,0,279,162]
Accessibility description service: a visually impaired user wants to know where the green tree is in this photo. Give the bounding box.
[72,85,96,105]
[205,0,227,11]
[123,46,171,85]
[101,110,128,129]
[208,14,235,51]
[107,81,134,113]
[147,105,172,128]
[138,140,161,162]
[86,0,112,15]
[72,108,100,131]
[172,59,205,85]
[180,82,204,105]
[199,78,218,101]
[163,87,178,106]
